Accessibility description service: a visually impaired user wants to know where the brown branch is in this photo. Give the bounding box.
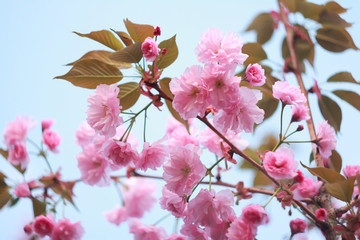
[335,197,360,215]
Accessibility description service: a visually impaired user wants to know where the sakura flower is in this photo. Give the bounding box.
[240,204,269,227]
[226,217,257,240]
[293,177,322,200]
[160,187,187,218]
[104,205,128,226]
[170,65,209,119]
[213,87,264,133]
[245,63,266,87]
[33,214,55,237]
[122,177,157,218]
[180,222,209,240]
[195,28,248,67]
[315,121,337,159]
[129,219,168,240]
[86,84,123,138]
[343,165,360,178]
[165,117,199,150]
[185,189,235,228]
[166,234,186,240]
[42,129,61,152]
[163,145,206,196]
[41,119,54,131]
[102,139,138,170]
[263,147,298,180]
[3,116,36,147]
[290,218,307,235]
[272,81,306,105]
[315,208,328,221]
[113,126,139,149]
[135,141,168,171]
[51,218,84,240]
[141,37,160,62]
[14,182,31,198]
[75,122,96,148]
[8,142,30,170]
[291,104,310,122]
[206,221,232,240]
[77,144,110,186]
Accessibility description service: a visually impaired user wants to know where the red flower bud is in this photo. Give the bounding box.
[153,26,161,36]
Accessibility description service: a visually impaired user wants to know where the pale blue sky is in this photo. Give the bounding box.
[1,0,359,239]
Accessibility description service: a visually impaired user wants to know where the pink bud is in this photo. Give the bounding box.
[290,218,307,235]
[24,223,33,235]
[294,169,304,183]
[161,48,167,55]
[153,26,161,36]
[315,208,328,221]
[41,119,54,131]
[33,214,55,237]
[14,182,31,198]
[42,129,61,152]
[296,125,304,132]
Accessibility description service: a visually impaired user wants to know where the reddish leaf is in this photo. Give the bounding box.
[246,13,274,44]
[123,19,154,43]
[318,95,342,133]
[74,30,124,51]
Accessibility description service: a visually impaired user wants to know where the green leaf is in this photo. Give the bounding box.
[67,50,131,69]
[301,162,345,183]
[318,10,352,29]
[123,19,154,43]
[109,42,143,63]
[246,13,274,44]
[316,28,358,52]
[309,152,314,164]
[111,30,133,46]
[117,82,140,111]
[299,1,324,20]
[157,35,178,69]
[9,197,20,207]
[74,30,124,51]
[325,177,354,202]
[329,150,342,173]
[55,59,123,89]
[318,95,342,133]
[0,186,11,210]
[327,72,359,84]
[31,197,46,217]
[242,43,268,65]
[325,1,347,14]
[333,90,360,111]
[159,78,189,131]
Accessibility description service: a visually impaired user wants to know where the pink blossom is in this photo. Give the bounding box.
[102,139,138,170]
[75,122,96,148]
[153,26,161,36]
[201,63,241,109]
[213,87,264,133]
[122,177,156,218]
[170,65,209,119]
[3,116,36,147]
[185,189,235,228]
[165,117,200,150]
[135,142,168,171]
[104,205,128,226]
[129,219,168,240]
[165,233,186,240]
[315,121,337,159]
[51,219,84,240]
[33,214,55,237]
[273,81,306,105]
[195,28,248,67]
[315,208,328,221]
[245,63,266,87]
[77,144,110,186]
[42,129,61,152]
[294,233,309,240]
[343,165,360,178]
[163,145,206,196]
[41,119,54,131]
[293,177,322,200]
[23,224,33,235]
[290,218,307,235]
[291,104,310,122]
[226,217,257,240]
[294,169,304,183]
[240,204,269,226]
[86,84,123,138]
[113,126,139,149]
[14,182,31,198]
[141,37,160,62]
[263,147,298,180]
[206,221,232,240]
[200,124,248,158]
[159,187,186,218]
[8,142,30,170]
[180,222,209,240]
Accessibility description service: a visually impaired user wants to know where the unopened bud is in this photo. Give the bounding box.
[161,48,167,55]
[153,26,161,36]
[24,224,33,235]
[296,125,304,132]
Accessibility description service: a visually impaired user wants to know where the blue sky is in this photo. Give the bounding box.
[1,0,359,239]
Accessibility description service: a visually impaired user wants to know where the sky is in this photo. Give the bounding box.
[0,0,359,239]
